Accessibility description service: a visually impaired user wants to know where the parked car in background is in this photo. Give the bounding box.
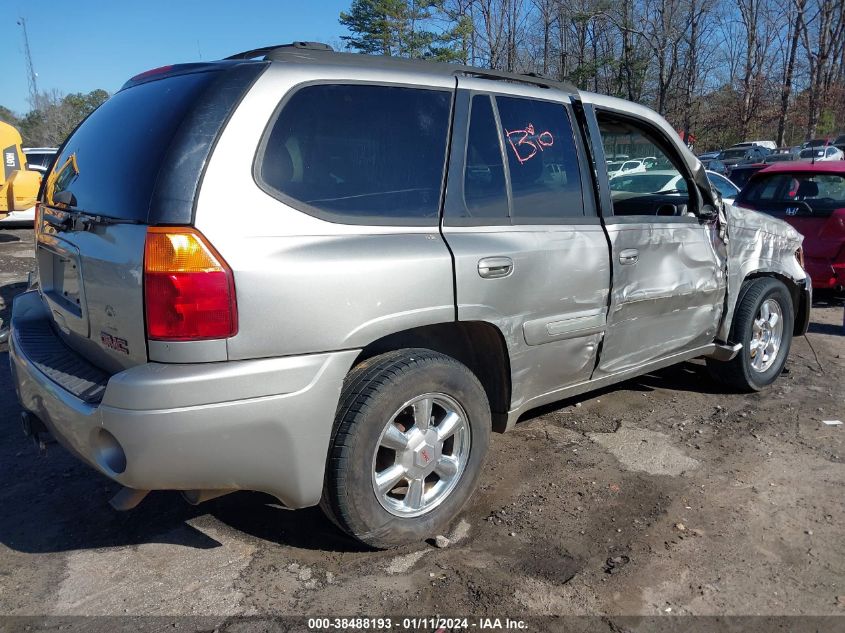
[700,158,729,176]
[22,147,58,174]
[798,146,844,162]
[610,169,739,205]
[707,171,740,204]
[732,140,777,151]
[735,162,845,291]
[720,146,768,167]
[764,153,797,164]
[833,134,845,154]
[9,43,811,548]
[802,138,833,150]
[729,162,768,188]
[607,159,646,178]
[697,150,721,161]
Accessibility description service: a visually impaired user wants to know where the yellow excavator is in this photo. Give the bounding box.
[1,120,42,221]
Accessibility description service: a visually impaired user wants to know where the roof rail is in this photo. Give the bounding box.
[226,43,579,94]
[226,41,333,60]
[457,68,574,92]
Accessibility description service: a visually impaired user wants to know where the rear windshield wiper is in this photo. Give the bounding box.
[42,207,142,232]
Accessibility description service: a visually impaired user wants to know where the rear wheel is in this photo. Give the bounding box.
[321,349,491,548]
[707,278,794,391]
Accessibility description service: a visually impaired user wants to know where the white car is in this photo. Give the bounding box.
[732,140,778,151]
[607,159,646,178]
[609,169,740,205]
[798,146,844,162]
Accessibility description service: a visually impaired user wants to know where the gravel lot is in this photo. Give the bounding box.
[1,226,843,626]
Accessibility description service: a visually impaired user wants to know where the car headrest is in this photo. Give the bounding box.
[796,180,819,199]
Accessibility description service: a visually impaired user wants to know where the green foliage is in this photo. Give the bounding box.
[339,0,464,61]
[0,105,21,128]
[1,89,110,147]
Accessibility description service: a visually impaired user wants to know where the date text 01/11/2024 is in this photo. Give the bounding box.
[307,617,528,630]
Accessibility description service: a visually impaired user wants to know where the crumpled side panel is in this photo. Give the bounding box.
[595,221,726,377]
[719,204,805,341]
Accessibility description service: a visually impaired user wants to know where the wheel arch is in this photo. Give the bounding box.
[352,321,512,433]
[742,271,809,337]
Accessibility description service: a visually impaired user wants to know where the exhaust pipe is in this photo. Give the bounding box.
[21,411,52,452]
[182,489,233,506]
[109,487,150,511]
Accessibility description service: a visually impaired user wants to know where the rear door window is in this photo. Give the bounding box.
[258,84,451,226]
[463,94,509,220]
[495,95,585,222]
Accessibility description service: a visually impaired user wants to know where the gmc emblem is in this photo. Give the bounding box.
[100,332,129,355]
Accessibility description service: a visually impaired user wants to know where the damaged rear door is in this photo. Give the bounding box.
[589,108,727,377]
[441,79,611,413]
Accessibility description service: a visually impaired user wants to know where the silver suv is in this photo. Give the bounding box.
[10,43,810,548]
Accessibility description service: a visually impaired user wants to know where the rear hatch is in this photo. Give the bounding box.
[36,61,266,374]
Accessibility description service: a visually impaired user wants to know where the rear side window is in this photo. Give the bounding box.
[258,84,451,225]
[496,96,584,222]
[463,95,509,220]
[44,71,221,221]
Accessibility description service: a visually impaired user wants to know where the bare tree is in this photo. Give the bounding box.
[801,0,845,138]
[775,0,807,146]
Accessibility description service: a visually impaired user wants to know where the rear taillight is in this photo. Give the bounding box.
[796,246,805,268]
[143,227,237,341]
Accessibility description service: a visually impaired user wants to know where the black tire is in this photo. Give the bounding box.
[321,348,491,548]
[707,277,794,392]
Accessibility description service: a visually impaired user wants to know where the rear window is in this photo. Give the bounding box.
[258,84,451,225]
[737,172,845,216]
[799,148,824,159]
[44,71,221,221]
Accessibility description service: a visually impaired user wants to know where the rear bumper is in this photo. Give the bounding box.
[10,290,358,508]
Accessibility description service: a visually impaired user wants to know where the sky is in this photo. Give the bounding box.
[1,0,350,114]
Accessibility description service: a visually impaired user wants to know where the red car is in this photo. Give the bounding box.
[735,162,845,291]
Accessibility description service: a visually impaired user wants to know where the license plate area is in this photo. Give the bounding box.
[36,237,89,337]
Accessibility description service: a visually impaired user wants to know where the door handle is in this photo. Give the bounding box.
[478,256,514,279]
[619,249,639,265]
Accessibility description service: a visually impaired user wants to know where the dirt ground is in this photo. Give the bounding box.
[1,226,843,627]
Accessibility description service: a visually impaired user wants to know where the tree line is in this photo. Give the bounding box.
[339,0,845,150]
[0,89,109,148]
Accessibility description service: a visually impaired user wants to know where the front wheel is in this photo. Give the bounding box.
[321,349,491,548]
[707,277,794,391]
